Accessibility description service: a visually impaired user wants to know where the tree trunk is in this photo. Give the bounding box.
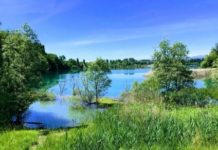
[96,90,98,103]
[95,83,99,103]
[15,113,22,125]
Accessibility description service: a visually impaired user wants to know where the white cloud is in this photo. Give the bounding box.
[0,0,81,23]
[47,18,218,48]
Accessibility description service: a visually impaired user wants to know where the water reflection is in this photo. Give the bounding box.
[24,68,205,129]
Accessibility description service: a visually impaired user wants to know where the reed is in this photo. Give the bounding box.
[38,103,218,150]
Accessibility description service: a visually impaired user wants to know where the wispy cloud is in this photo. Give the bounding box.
[0,0,81,23]
[32,0,81,24]
[47,18,218,49]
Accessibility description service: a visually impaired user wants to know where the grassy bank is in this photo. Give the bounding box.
[191,68,215,79]
[0,129,39,150]
[63,104,218,150]
[145,68,215,79]
[1,103,215,150]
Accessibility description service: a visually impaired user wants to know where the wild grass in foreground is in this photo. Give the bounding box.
[36,103,218,150]
[0,129,39,150]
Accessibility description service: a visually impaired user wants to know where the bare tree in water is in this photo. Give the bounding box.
[58,80,66,96]
[71,74,78,96]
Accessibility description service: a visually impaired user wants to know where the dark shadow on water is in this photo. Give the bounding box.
[23,110,77,129]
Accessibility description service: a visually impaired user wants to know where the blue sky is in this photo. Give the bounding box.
[0,0,218,61]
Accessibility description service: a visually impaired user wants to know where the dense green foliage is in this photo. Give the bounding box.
[164,88,218,106]
[0,25,48,123]
[0,24,84,124]
[153,40,194,93]
[132,77,161,102]
[131,40,218,106]
[201,44,218,68]
[131,78,218,106]
[46,54,85,73]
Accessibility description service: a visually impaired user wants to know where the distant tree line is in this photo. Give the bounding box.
[187,57,204,68]
[105,57,202,70]
[46,54,87,73]
[106,58,152,69]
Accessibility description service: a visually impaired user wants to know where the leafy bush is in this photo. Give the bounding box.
[153,40,194,92]
[131,77,161,102]
[164,88,218,106]
[205,69,218,88]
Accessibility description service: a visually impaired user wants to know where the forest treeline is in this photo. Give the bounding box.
[106,57,202,69]
[107,58,152,69]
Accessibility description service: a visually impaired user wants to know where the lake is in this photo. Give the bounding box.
[24,68,205,128]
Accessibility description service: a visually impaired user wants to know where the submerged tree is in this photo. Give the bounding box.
[153,40,193,93]
[75,58,111,103]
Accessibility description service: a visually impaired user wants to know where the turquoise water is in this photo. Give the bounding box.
[24,68,205,128]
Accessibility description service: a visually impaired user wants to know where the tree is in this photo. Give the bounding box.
[21,23,40,43]
[74,72,95,103]
[0,25,49,124]
[0,32,33,123]
[46,53,59,72]
[201,44,218,68]
[0,31,3,68]
[153,40,193,93]
[82,59,87,70]
[76,58,111,103]
[86,58,111,103]
[21,23,48,75]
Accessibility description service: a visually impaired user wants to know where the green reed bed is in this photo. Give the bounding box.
[37,103,218,150]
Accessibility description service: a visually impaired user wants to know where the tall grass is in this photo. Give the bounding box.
[38,103,218,150]
[0,129,39,150]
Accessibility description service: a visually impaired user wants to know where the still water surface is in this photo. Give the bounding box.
[24,68,205,128]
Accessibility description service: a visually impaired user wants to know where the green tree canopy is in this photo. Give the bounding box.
[0,26,48,123]
[153,40,193,92]
[201,44,218,68]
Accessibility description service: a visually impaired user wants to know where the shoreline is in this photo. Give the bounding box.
[145,68,216,79]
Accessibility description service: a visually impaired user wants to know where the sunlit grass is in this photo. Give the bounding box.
[1,103,217,150]
[37,103,218,150]
[0,129,39,150]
